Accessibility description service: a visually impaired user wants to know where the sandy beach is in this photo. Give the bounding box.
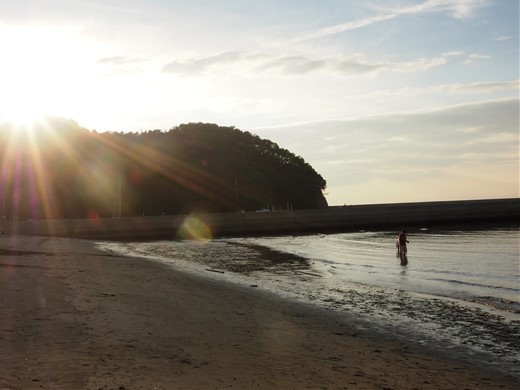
[0,236,517,389]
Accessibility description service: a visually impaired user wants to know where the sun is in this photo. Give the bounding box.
[0,83,51,132]
[0,28,52,128]
[0,99,48,129]
[0,24,99,131]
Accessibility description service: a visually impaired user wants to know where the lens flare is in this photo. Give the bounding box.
[177,215,212,241]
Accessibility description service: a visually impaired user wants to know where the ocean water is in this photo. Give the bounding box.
[98,224,520,377]
[239,227,520,312]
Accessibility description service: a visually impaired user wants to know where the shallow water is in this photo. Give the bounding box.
[237,227,520,313]
[98,224,520,378]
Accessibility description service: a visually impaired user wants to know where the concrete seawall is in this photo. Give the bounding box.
[1,198,518,239]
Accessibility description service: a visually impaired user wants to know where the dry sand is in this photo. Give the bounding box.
[0,235,517,390]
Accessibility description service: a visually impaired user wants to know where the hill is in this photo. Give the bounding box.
[0,120,327,219]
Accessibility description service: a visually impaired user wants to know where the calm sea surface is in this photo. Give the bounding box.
[99,224,520,377]
[240,227,520,312]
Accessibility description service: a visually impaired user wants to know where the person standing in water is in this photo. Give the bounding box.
[398,230,409,265]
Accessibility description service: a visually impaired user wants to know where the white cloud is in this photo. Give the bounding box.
[162,51,450,78]
[293,13,397,42]
[96,55,153,75]
[291,0,492,42]
[97,56,149,65]
[442,51,465,57]
[459,53,491,64]
[447,80,519,94]
[162,52,262,76]
[446,0,491,19]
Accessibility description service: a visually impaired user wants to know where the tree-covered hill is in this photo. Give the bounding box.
[0,119,327,220]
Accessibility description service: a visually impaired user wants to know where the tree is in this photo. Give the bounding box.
[0,120,327,219]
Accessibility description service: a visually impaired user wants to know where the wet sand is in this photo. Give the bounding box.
[0,236,517,389]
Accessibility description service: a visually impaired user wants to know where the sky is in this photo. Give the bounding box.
[0,0,518,206]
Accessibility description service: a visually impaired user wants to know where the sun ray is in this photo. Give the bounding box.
[24,123,55,220]
[92,132,237,212]
[2,120,245,220]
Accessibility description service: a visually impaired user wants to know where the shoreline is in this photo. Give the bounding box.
[99,234,520,378]
[1,235,518,389]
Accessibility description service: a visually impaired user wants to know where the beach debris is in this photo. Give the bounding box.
[295,270,322,277]
[98,293,116,297]
[206,268,225,274]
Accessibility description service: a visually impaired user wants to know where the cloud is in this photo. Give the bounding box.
[332,55,448,75]
[254,98,519,189]
[332,79,518,101]
[306,99,518,204]
[97,56,148,65]
[447,0,492,19]
[291,0,492,42]
[293,13,397,42]
[162,51,450,78]
[495,36,511,41]
[259,56,328,75]
[442,51,465,57]
[162,52,258,76]
[447,80,519,94]
[458,53,491,64]
[96,55,154,75]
